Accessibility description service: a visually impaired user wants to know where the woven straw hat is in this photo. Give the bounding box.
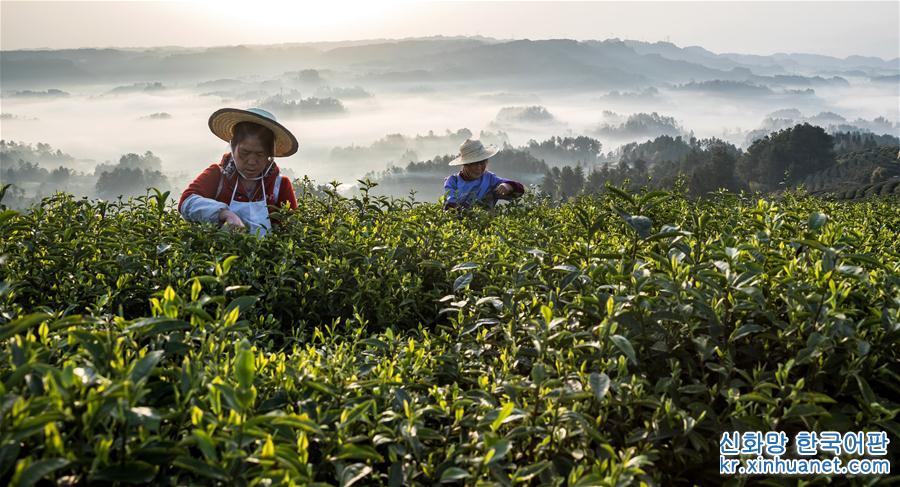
[448,138,500,166]
[208,107,299,157]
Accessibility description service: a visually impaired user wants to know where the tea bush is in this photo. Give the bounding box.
[1,185,898,485]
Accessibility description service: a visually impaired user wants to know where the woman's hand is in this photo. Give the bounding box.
[218,209,245,229]
[495,183,513,197]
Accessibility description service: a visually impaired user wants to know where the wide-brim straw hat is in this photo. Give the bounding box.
[449,138,500,165]
[208,107,299,157]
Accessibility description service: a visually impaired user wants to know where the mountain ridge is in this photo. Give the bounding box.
[3,36,895,89]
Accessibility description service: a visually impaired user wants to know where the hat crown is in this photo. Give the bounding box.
[448,138,499,165]
[244,107,277,122]
[459,138,486,157]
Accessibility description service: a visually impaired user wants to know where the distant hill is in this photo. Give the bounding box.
[624,39,899,76]
[5,37,891,90]
[674,80,774,96]
[871,74,900,83]
[322,38,486,66]
[803,146,900,193]
[624,40,763,73]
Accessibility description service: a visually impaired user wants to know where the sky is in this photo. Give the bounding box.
[1,1,898,59]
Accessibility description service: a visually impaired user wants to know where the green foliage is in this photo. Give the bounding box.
[804,145,900,195]
[832,131,899,155]
[0,188,898,485]
[739,123,837,191]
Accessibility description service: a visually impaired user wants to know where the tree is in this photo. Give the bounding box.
[558,166,585,200]
[96,167,168,199]
[738,123,835,191]
[585,167,609,194]
[48,166,72,184]
[541,168,560,199]
[118,151,163,172]
[525,136,602,166]
[688,146,742,195]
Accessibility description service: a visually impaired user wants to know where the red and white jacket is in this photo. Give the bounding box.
[179,153,297,224]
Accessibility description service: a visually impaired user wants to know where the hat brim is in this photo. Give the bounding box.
[209,108,299,157]
[448,145,500,165]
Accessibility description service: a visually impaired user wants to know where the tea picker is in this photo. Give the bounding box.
[442,138,526,210]
[179,107,299,237]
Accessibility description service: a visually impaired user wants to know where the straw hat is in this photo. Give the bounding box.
[208,107,299,157]
[448,138,500,165]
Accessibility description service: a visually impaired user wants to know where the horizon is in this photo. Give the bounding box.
[2,1,899,59]
[3,34,899,63]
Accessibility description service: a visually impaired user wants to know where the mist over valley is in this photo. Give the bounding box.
[2,36,898,206]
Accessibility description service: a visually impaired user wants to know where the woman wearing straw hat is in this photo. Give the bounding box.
[179,107,299,237]
[443,138,525,210]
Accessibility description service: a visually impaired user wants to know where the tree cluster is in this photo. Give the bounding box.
[542,124,869,199]
[832,131,899,154]
[94,151,168,199]
[525,136,602,166]
[737,123,836,191]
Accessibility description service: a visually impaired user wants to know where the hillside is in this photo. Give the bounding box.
[822,177,900,200]
[803,146,900,193]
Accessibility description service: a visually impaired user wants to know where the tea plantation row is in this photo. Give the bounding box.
[0,188,898,485]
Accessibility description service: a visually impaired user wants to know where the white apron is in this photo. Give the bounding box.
[228,162,281,238]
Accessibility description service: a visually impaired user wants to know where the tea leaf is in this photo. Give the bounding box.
[336,444,384,462]
[452,273,473,292]
[491,402,514,431]
[451,262,479,272]
[484,439,511,465]
[129,350,163,383]
[739,392,775,405]
[610,335,637,365]
[225,295,259,316]
[589,372,611,401]
[808,212,828,231]
[191,429,218,461]
[440,467,469,482]
[512,461,551,482]
[12,458,69,487]
[340,463,372,487]
[626,215,653,238]
[234,340,255,388]
[730,324,763,341]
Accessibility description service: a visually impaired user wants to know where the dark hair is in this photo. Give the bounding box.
[230,122,276,158]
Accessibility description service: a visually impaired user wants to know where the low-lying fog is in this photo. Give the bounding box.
[2,38,898,205]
